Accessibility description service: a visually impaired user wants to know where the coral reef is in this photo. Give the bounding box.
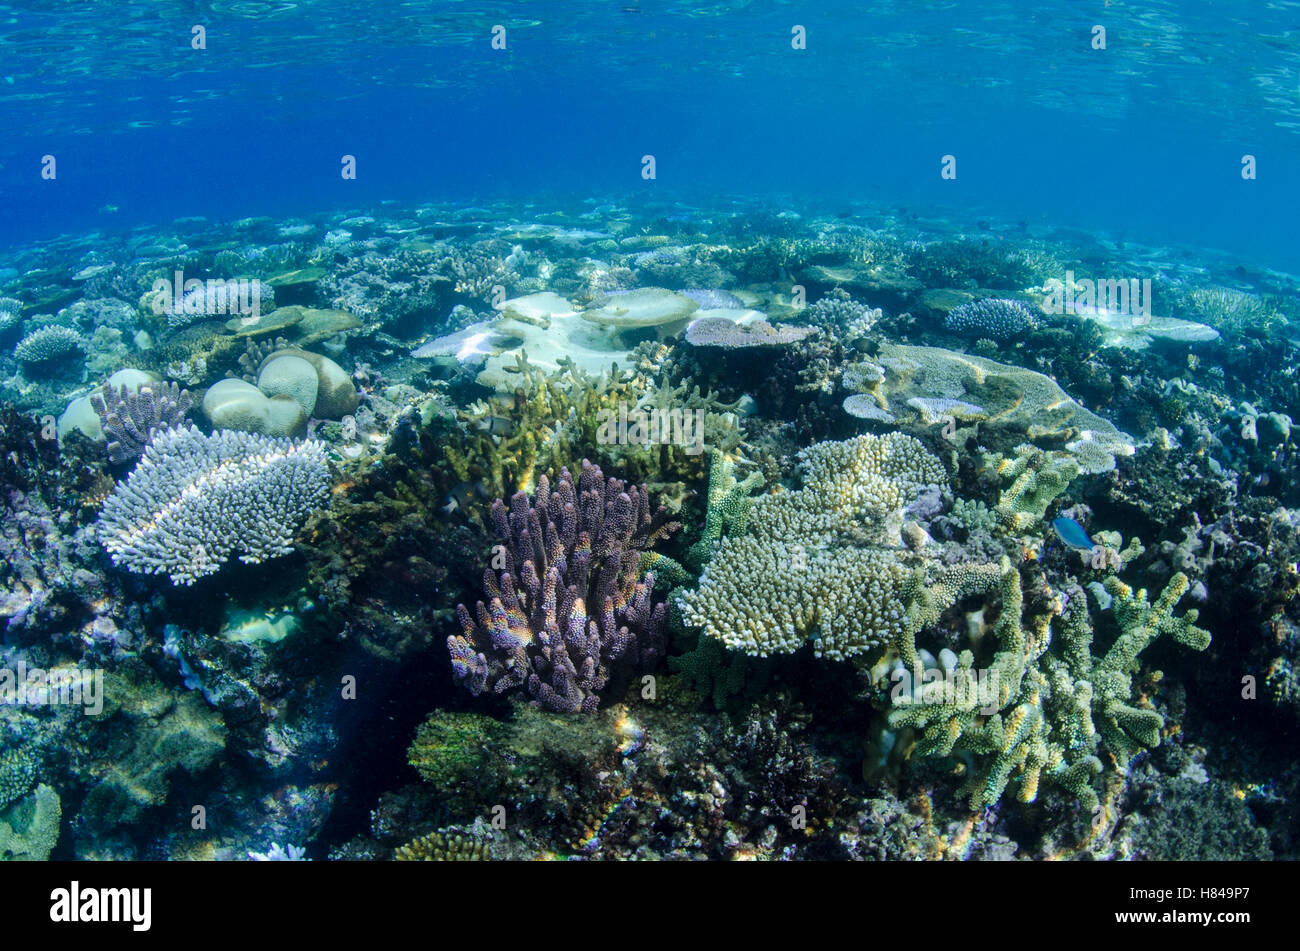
[0,195,1288,863]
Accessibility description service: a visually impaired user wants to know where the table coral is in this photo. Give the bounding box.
[678,433,1002,659]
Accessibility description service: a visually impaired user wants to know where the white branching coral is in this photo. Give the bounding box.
[678,433,997,659]
[97,424,331,585]
[15,325,83,364]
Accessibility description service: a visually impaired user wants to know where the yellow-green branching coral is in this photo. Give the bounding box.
[684,449,764,571]
[890,563,1211,811]
[993,446,1079,532]
[0,784,61,861]
[1091,572,1211,761]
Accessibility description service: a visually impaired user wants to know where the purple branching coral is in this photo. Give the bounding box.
[90,381,193,465]
[448,460,680,713]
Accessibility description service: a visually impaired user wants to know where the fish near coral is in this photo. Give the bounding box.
[1051,516,1095,551]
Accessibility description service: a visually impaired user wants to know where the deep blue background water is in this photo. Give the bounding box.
[1,0,1298,270]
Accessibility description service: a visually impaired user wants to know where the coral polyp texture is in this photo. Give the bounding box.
[447,460,679,713]
[943,297,1038,339]
[683,315,816,348]
[90,380,193,464]
[678,433,1000,659]
[14,325,84,364]
[97,423,331,584]
[888,562,1211,810]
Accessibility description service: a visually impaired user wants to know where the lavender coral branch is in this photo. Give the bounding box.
[448,460,679,713]
[90,380,194,464]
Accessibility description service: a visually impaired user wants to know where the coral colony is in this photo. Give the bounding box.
[448,461,677,713]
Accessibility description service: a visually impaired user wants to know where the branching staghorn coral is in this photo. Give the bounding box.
[443,355,745,503]
[994,446,1079,532]
[14,325,83,365]
[443,354,644,500]
[447,460,679,713]
[89,380,193,464]
[97,424,331,585]
[683,448,765,571]
[678,434,1001,660]
[889,562,1211,811]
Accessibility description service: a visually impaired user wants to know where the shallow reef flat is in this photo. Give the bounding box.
[0,196,1296,861]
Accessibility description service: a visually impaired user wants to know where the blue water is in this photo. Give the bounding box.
[2,0,1299,269]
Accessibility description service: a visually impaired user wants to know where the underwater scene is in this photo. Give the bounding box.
[1,0,1298,875]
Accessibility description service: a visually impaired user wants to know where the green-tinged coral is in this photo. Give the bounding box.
[668,634,753,710]
[684,449,765,570]
[407,712,501,788]
[994,447,1079,532]
[678,433,1001,659]
[888,558,1054,807]
[442,354,639,498]
[1187,286,1280,334]
[82,674,227,826]
[0,783,61,861]
[1094,572,1211,761]
[395,829,492,861]
[1129,776,1271,860]
[639,550,692,589]
[952,497,997,534]
[443,353,744,502]
[0,746,38,811]
[889,563,1211,810]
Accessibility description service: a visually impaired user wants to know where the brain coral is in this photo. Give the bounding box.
[97,423,331,584]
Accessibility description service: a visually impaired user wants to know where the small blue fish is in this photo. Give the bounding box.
[1052,516,1095,551]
